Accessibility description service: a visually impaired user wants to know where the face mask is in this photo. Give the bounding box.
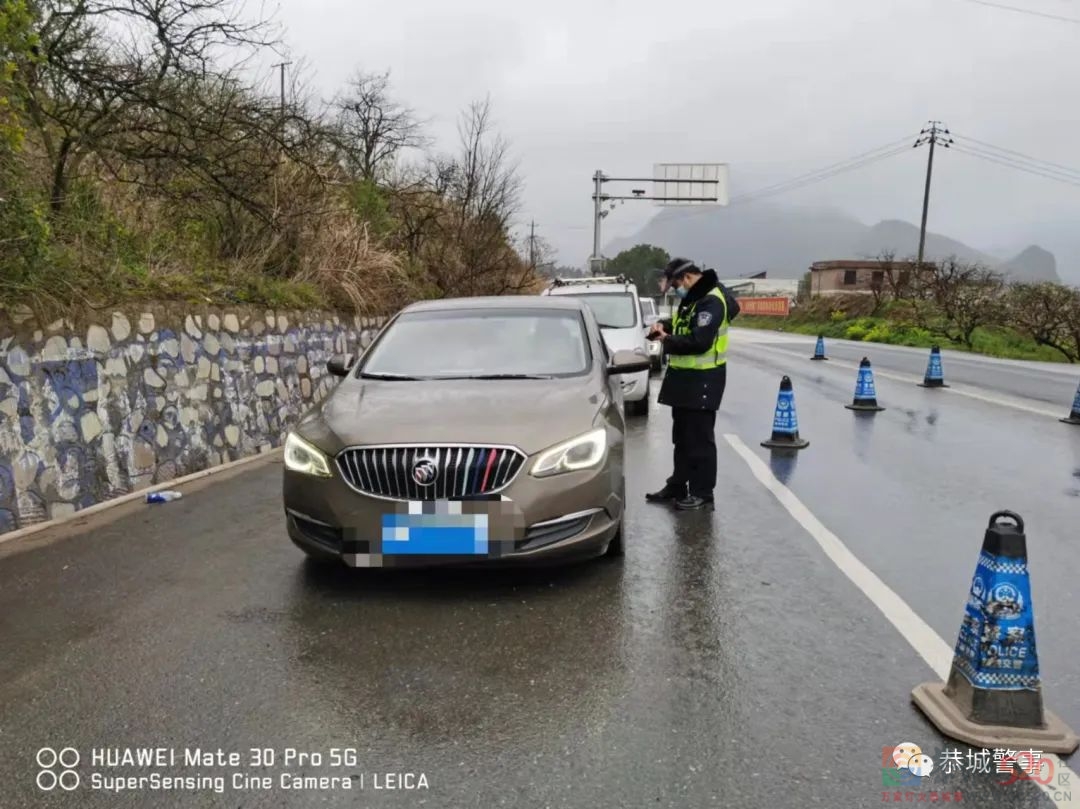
[674,286,688,299]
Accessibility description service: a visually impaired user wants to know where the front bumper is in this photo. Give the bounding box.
[283,454,623,568]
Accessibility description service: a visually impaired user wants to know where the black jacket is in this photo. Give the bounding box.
[657,270,729,411]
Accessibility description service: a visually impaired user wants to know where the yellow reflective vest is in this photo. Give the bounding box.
[667,287,730,370]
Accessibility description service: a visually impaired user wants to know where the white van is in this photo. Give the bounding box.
[541,276,652,416]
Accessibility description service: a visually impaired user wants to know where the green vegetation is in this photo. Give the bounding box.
[738,281,1080,364]
[605,244,671,292]
[0,2,540,319]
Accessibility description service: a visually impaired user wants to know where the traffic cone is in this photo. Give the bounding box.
[761,376,809,449]
[844,357,885,412]
[810,335,828,361]
[917,345,949,388]
[912,511,1079,754]
[1061,379,1080,425]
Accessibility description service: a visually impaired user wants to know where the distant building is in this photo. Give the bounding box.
[808,259,932,296]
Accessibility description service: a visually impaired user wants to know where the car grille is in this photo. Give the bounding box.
[336,445,528,500]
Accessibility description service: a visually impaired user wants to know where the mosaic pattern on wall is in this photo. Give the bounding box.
[0,306,386,534]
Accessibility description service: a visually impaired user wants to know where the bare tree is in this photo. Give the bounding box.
[925,257,1006,347]
[330,70,429,183]
[15,0,279,214]
[1006,282,1080,362]
[415,96,528,297]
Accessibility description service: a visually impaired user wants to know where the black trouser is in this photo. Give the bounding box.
[666,407,717,499]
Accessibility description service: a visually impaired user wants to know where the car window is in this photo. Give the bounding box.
[640,299,657,319]
[358,309,591,378]
[553,292,638,329]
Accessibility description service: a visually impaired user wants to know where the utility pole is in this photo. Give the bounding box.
[528,220,536,269]
[591,170,604,275]
[272,61,292,136]
[589,166,722,277]
[913,121,952,269]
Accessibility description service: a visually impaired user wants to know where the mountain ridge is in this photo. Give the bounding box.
[601,204,1065,283]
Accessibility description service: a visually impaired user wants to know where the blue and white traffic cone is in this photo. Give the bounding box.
[912,511,1079,754]
[917,345,949,388]
[844,357,885,412]
[810,334,828,361]
[1061,379,1080,425]
[761,376,809,449]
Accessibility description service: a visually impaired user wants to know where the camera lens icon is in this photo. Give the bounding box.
[36,747,80,791]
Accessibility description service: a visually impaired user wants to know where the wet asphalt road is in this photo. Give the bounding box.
[735,327,1080,411]
[2,334,1079,808]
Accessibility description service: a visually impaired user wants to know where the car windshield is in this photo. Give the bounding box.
[557,292,638,329]
[358,309,591,379]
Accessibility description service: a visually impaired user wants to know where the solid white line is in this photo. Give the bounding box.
[722,432,1078,808]
[731,328,1080,378]
[736,342,1067,419]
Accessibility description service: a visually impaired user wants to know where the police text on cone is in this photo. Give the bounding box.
[911,511,1079,754]
[918,345,948,388]
[845,357,885,412]
[761,376,809,449]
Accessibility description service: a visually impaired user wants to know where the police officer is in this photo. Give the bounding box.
[645,258,731,511]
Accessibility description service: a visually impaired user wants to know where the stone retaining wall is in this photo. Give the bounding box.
[0,304,386,534]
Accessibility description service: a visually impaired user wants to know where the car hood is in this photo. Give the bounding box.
[298,377,606,456]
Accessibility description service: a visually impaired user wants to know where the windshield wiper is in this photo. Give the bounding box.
[358,372,424,380]
[440,374,554,380]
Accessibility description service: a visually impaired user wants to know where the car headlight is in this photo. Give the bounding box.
[647,341,661,354]
[531,428,607,478]
[284,432,333,478]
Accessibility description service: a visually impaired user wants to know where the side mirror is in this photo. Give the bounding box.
[326,353,356,377]
[608,349,652,376]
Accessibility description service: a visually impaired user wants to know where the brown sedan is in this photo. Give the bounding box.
[282,296,651,567]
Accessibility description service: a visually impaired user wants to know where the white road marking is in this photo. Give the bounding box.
[735,341,1067,419]
[731,327,1080,378]
[723,432,1078,809]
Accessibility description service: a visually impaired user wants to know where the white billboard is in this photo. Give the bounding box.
[652,163,729,206]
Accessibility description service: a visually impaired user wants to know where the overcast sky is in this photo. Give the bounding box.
[272,0,1080,268]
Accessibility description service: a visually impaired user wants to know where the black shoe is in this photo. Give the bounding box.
[675,495,713,511]
[645,486,685,503]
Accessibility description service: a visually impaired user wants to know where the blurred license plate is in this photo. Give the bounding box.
[380,508,488,556]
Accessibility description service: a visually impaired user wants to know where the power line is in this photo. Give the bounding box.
[953,0,1080,23]
[731,144,912,205]
[728,134,919,203]
[951,134,1080,179]
[949,144,1080,187]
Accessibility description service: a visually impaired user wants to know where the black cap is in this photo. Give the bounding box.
[660,257,700,282]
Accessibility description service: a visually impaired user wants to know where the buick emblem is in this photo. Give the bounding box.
[412,458,439,486]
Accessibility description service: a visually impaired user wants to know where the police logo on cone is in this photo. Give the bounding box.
[811,335,828,361]
[911,511,1079,754]
[845,357,885,412]
[1061,379,1080,425]
[918,345,949,388]
[761,376,809,450]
